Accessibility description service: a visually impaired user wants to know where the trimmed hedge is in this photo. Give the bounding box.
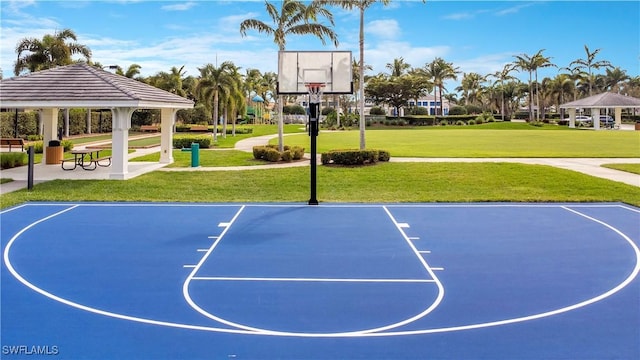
[173,135,212,149]
[321,149,391,166]
[253,145,305,162]
[0,152,28,169]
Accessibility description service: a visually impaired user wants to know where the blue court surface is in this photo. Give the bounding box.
[1,202,639,359]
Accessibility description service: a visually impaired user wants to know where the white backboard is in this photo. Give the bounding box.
[277,51,353,95]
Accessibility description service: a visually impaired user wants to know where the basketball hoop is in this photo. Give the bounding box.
[305,82,326,104]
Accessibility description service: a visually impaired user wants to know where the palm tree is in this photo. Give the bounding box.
[490,64,516,121]
[546,74,575,119]
[513,52,539,121]
[317,0,424,148]
[240,0,338,151]
[604,67,630,94]
[114,64,142,79]
[196,61,237,142]
[426,57,459,116]
[14,28,91,75]
[456,72,486,106]
[570,45,612,96]
[386,57,410,77]
[531,50,555,121]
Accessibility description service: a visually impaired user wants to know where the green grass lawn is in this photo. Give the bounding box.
[2,163,639,209]
[602,163,640,175]
[3,124,639,209]
[276,123,640,157]
[132,149,262,167]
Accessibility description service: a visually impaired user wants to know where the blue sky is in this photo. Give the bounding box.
[1,0,638,92]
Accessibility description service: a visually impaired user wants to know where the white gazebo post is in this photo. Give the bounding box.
[568,108,576,128]
[110,107,135,179]
[40,108,59,164]
[614,107,622,128]
[592,108,601,130]
[160,108,177,164]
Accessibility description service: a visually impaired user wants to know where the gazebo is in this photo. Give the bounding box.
[559,92,640,130]
[0,64,194,179]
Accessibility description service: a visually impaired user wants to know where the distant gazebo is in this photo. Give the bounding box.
[559,92,640,130]
[0,64,194,179]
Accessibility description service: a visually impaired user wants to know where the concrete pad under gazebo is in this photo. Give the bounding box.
[0,64,194,179]
[559,92,640,130]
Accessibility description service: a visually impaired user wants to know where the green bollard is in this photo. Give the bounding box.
[190,142,200,167]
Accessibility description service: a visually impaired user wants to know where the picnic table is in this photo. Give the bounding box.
[61,149,111,171]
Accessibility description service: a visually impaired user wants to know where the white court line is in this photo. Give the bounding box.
[197,249,208,252]
[218,222,231,227]
[207,236,219,239]
[408,237,420,240]
[191,276,435,283]
[419,250,431,254]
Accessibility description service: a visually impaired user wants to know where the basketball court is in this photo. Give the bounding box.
[2,202,639,359]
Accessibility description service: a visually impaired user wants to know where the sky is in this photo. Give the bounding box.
[1,0,639,94]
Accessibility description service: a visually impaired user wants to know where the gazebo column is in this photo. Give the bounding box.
[614,108,622,128]
[40,108,59,164]
[592,108,600,130]
[110,107,135,180]
[160,108,177,164]
[568,108,576,128]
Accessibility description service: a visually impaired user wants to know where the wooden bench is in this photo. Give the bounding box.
[140,125,159,132]
[190,125,210,132]
[0,138,25,152]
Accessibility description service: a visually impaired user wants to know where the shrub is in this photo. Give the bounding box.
[369,106,386,115]
[281,150,292,162]
[292,146,305,160]
[439,120,448,126]
[253,146,267,160]
[409,107,429,115]
[173,135,212,149]
[474,115,484,124]
[321,149,386,166]
[465,104,482,115]
[455,120,466,126]
[61,140,74,152]
[264,148,281,162]
[448,105,467,115]
[283,105,306,115]
[1,152,27,169]
[468,119,477,125]
[377,149,391,162]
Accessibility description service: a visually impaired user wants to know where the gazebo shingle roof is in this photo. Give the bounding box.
[560,92,640,108]
[0,63,193,109]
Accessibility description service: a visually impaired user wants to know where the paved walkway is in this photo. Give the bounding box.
[2,134,639,195]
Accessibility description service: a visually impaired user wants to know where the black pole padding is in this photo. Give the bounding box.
[27,146,34,191]
[308,102,320,205]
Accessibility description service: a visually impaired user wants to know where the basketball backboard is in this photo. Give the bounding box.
[277,51,353,95]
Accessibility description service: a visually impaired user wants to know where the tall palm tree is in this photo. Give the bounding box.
[530,50,555,121]
[570,45,612,96]
[513,51,539,121]
[240,0,338,151]
[426,57,459,116]
[490,64,516,121]
[14,28,91,75]
[317,0,425,148]
[196,61,237,142]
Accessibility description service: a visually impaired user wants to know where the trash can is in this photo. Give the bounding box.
[190,142,199,167]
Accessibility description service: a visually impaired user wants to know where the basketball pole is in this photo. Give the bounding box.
[308,95,320,206]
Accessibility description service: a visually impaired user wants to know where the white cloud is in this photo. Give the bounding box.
[443,12,475,21]
[365,41,450,74]
[496,2,535,16]
[161,1,198,11]
[366,19,401,39]
[219,12,260,32]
